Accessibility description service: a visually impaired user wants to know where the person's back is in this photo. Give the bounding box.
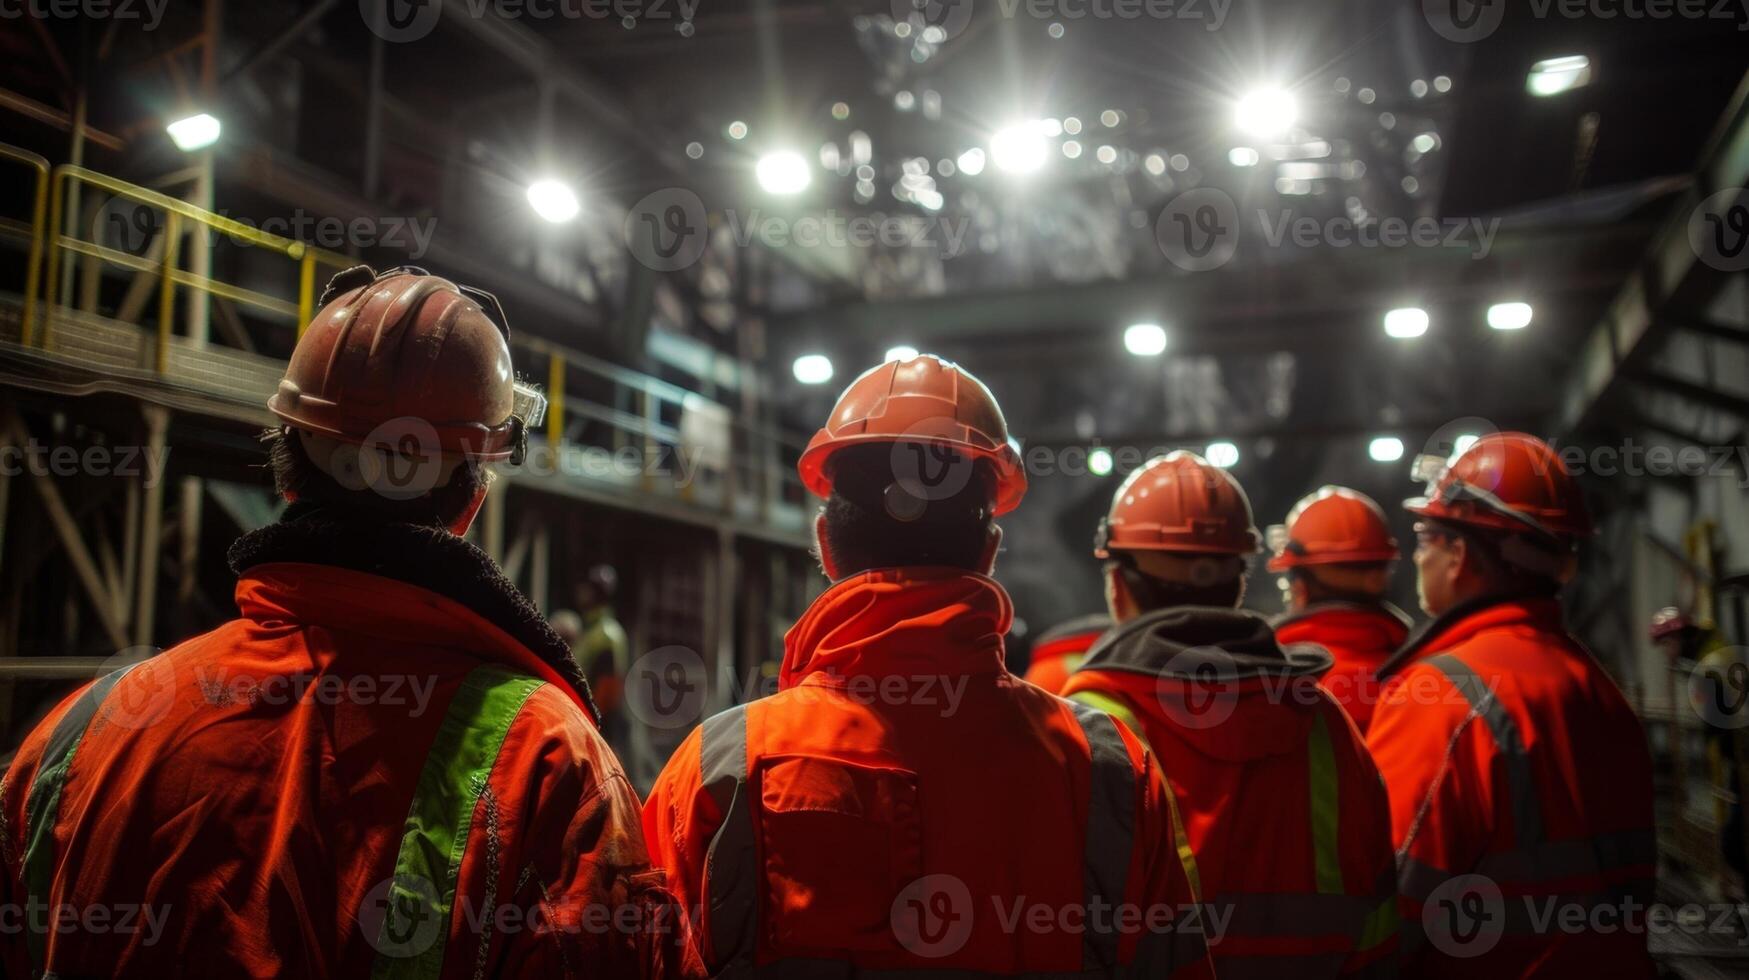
[1368,432,1655,977]
[0,267,699,979]
[1273,600,1409,732]
[642,356,1211,977]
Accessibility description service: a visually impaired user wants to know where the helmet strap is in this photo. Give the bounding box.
[448,483,490,538]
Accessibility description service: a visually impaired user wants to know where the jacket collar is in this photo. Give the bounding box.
[1080,605,1332,683]
[228,503,600,723]
[1272,599,1412,633]
[1032,612,1113,663]
[1375,591,1565,679]
[781,567,1013,687]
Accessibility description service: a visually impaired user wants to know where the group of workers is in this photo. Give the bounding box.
[0,266,1656,979]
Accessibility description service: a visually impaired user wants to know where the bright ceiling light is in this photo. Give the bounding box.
[1451,433,1479,460]
[1228,146,1260,167]
[526,179,581,223]
[884,345,920,362]
[1369,436,1406,463]
[1384,307,1429,338]
[1527,55,1591,97]
[792,354,834,385]
[756,151,812,195]
[990,122,1049,175]
[1206,441,1240,468]
[956,147,986,176]
[1088,447,1114,476]
[166,113,221,151]
[1124,322,1168,356]
[1234,88,1298,138]
[1487,302,1533,330]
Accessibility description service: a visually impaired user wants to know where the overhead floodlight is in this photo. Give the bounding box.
[1384,307,1429,338]
[166,113,221,151]
[526,179,581,223]
[1369,436,1406,463]
[1088,447,1114,476]
[792,354,834,385]
[990,122,1049,175]
[1124,322,1168,356]
[956,147,986,176]
[1527,56,1591,97]
[1206,441,1240,468]
[1228,146,1260,168]
[1234,88,1297,139]
[885,345,920,362]
[756,151,812,195]
[1487,302,1533,330]
[1450,433,1479,461]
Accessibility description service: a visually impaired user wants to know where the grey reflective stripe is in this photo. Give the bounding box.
[1065,699,1136,972]
[21,663,142,974]
[1425,654,1543,849]
[1400,827,1659,902]
[700,703,756,969]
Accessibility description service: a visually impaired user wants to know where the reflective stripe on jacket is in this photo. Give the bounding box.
[1061,606,1400,979]
[0,519,701,980]
[1367,596,1656,978]
[643,568,1212,978]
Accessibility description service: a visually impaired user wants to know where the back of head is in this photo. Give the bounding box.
[819,443,997,576]
[1094,451,1262,616]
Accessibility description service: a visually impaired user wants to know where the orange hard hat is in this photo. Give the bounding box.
[797,354,1027,515]
[268,266,544,464]
[1405,431,1591,540]
[1094,450,1262,557]
[1266,486,1400,571]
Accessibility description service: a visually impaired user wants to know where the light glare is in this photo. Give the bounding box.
[990,122,1049,175]
[756,151,812,195]
[1124,322,1168,356]
[166,113,221,151]
[526,179,581,223]
[884,345,920,362]
[1369,436,1406,463]
[1527,56,1592,97]
[1384,307,1429,338]
[792,354,834,385]
[1234,88,1298,138]
[1088,448,1114,476]
[1206,441,1240,468]
[1488,302,1533,330]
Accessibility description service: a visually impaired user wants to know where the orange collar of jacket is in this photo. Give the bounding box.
[780,567,1013,688]
[1376,594,1565,679]
[1273,600,1412,647]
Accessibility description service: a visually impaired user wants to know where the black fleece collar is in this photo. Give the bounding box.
[1374,587,1557,680]
[228,503,600,725]
[1080,605,1332,681]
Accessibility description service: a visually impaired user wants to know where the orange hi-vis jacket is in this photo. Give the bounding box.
[1060,607,1400,979]
[1367,595,1657,978]
[1023,614,1112,695]
[1273,601,1412,734]
[0,513,701,980]
[642,568,1214,978]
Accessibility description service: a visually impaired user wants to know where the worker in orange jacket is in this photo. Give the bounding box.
[0,267,701,979]
[1367,432,1656,977]
[642,355,1213,977]
[1060,451,1400,978]
[1267,486,1412,732]
[1022,612,1111,694]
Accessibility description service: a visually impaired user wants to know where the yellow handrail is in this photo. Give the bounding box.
[37,164,351,358]
[0,144,50,346]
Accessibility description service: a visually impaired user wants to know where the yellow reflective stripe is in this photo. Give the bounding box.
[1067,690,1203,901]
[1308,710,1344,895]
[1062,653,1086,674]
[1356,894,1400,952]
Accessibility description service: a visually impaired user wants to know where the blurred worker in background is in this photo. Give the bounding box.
[0,267,699,978]
[1267,486,1412,733]
[1368,432,1655,977]
[1022,611,1111,694]
[643,355,1212,977]
[573,563,630,737]
[1060,451,1399,978]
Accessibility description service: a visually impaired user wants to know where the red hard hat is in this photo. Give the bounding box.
[1094,451,1262,557]
[1266,486,1400,571]
[268,266,538,463]
[1404,431,1591,540]
[797,354,1027,515]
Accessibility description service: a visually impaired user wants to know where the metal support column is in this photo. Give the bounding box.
[134,405,170,647]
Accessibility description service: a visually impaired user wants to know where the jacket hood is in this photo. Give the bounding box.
[1072,606,1333,763]
[1273,600,1411,651]
[228,502,599,723]
[1375,590,1563,680]
[1031,612,1113,663]
[781,567,1012,688]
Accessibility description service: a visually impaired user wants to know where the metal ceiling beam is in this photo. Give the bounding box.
[1555,68,1749,436]
[1667,316,1749,346]
[1622,369,1749,421]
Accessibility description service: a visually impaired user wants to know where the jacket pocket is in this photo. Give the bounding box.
[756,755,922,953]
